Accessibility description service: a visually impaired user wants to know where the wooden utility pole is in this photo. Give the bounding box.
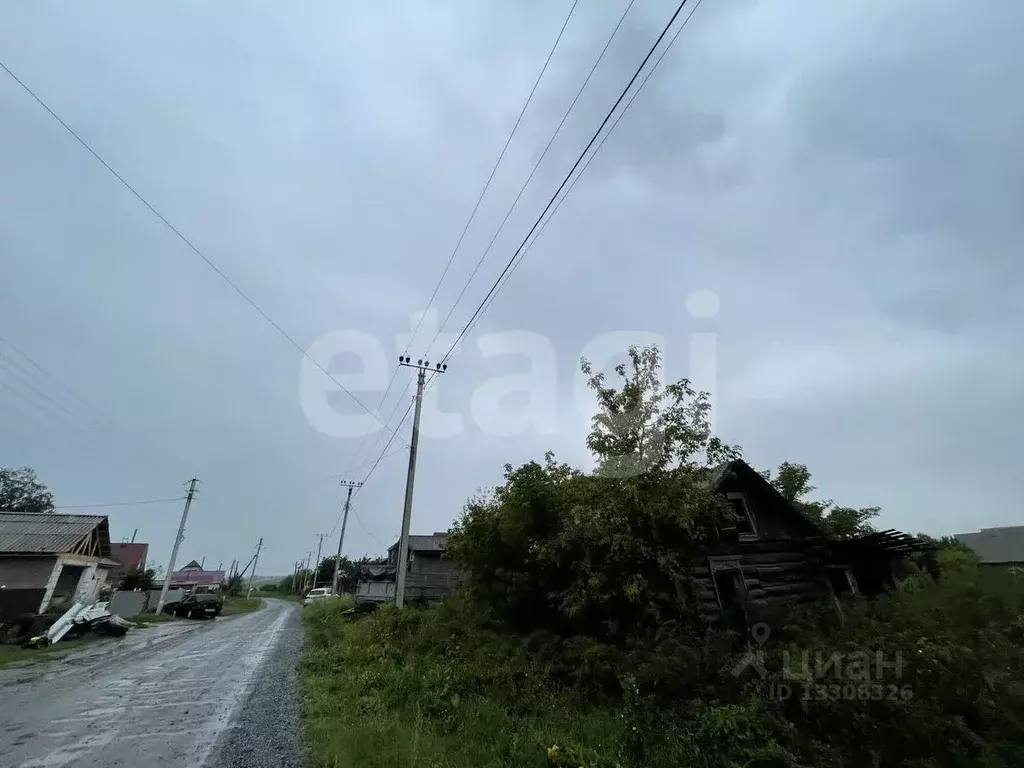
[246,537,263,598]
[156,478,199,614]
[333,480,362,594]
[395,356,446,608]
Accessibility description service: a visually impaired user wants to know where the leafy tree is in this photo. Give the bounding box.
[120,568,155,591]
[760,461,878,538]
[911,534,980,581]
[225,573,244,596]
[449,344,739,640]
[314,555,383,593]
[0,466,54,514]
[582,345,739,477]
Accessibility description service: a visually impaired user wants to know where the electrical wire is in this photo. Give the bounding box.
[425,0,639,360]
[403,0,581,356]
[330,1,703,538]
[0,335,193,478]
[0,62,394,438]
[54,497,185,509]
[463,1,703,345]
[345,0,582,475]
[437,0,703,367]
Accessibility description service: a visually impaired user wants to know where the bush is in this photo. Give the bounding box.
[301,565,1024,768]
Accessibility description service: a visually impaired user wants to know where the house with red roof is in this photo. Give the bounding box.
[109,542,149,581]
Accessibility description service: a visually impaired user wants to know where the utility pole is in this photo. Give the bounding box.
[156,478,200,614]
[246,538,263,599]
[292,561,300,594]
[395,356,447,608]
[311,534,325,589]
[300,551,313,593]
[333,480,362,595]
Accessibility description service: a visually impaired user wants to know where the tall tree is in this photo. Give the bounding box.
[450,343,741,639]
[582,345,739,478]
[761,461,878,538]
[0,466,54,514]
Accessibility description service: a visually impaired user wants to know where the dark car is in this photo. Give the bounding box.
[165,593,223,619]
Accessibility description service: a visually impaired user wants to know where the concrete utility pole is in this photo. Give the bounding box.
[395,356,447,608]
[333,480,362,594]
[246,537,263,598]
[292,561,300,593]
[156,478,199,614]
[301,551,313,593]
[311,534,326,589]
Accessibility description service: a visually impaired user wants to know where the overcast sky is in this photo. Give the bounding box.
[1,0,1020,576]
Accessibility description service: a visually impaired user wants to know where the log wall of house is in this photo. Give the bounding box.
[695,466,832,619]
[691,539,831,619]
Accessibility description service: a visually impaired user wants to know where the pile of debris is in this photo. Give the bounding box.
[21,601,134,649]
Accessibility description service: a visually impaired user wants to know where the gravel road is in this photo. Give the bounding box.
[0,598,306,768]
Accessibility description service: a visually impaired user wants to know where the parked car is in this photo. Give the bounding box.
[303,587,336,606]
[165,593,223,619]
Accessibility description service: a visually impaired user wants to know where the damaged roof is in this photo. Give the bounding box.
[0,512,111,556]
[388,532,448,554]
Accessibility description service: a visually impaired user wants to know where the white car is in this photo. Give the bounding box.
[303,587,336,606]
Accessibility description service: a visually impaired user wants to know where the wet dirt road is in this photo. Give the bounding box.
[0,598,305,768]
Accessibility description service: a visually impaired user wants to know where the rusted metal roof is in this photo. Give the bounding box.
[110,542,149,571]
[0,512,110,556]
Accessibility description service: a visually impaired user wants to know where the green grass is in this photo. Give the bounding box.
[134,610,181,626]
[300,597,638,768]
[222,596,263,615]
[0,634,100,668]
[299,572,1024,768]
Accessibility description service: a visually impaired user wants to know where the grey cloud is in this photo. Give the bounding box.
[1,0,1022,574]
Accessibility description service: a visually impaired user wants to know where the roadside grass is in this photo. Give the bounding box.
[299,596,626,768]
[134,611,181,626]
[0,634,100,669]
[222,596,263,615]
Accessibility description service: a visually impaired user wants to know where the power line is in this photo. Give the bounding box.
[464,3,701,344]
[0,354,98,429]
[0,335,192,478]
[0,61,393,438]
[425,0,639,360]
[0,336,119,430]
[438,0,704,366]
[349,0,582,472]
[404,0,581,356]
[54,497,185,509]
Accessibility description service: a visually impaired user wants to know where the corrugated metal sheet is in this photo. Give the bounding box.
[955,526,1024,565]
[0,512,107,555]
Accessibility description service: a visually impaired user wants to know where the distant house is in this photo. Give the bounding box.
[170,560,225,592]
[953,526,1024,570]
[0,512,121,620]
[356,532,462,604]
[109,542,149,583]
[694,459,932,622]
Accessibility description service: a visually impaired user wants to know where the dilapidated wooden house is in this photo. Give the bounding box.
[356,532,462,604]
[693,459,930,621]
